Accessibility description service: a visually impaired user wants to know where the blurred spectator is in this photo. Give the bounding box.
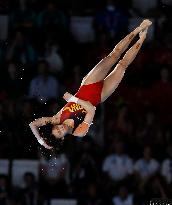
[143,110,156,129]
[71,152,98,189]
[142,174,169,202]
[80,182,102,205]
[20,100,34,121]
[0,0,9,41]
[0,174,10,205]
[134,146,159,180]
[0,0,9,15]
[4,61,22,99]
[102,141,133,181]
[0,103,10,157]
[9,1,36,32]
[6,30,36,64]
[20,172,44,205]
[131,0,158,17]
[152,128,166,161]
[135,109,158,145]
[154,35,172,67]
[28,60,60,102]
[36,1,68,40]
[87,32,110,67]
[45,42,64,74]
[150,67,172,122]
[161,144,172,184]
[17,99,38,158]
[115,104,133,137]
[94,0,128,39]
[39,152,70,198]
[112,185,133,205]
[152,67,172,92]
[65,65,82,93]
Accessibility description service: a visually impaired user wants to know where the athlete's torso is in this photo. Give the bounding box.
[60,81,104,132]
[60,102,87,132]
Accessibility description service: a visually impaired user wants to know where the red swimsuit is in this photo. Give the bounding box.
[60,81,104,131]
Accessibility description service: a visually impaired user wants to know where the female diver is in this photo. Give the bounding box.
[29,19,152,149]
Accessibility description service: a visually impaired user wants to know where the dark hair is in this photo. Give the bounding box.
[50,134,64,152]
[39,123,66,153]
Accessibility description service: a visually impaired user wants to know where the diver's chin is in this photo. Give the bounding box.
[63,124,73,134]
[54,135,64,140]
[52,132,63,140]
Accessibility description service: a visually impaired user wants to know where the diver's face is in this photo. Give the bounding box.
[52,124,68,139]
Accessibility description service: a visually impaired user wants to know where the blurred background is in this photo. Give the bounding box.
[0,0,172,204]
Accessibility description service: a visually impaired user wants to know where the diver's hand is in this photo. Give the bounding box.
[38,138,53,150]
[63,92,73,102]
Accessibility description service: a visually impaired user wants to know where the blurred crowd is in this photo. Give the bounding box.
[0,0,172,204]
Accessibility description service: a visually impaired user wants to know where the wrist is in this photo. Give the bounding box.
[83,121,93,126]
[38,138,45,145]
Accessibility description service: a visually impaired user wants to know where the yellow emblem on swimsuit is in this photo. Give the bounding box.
[63,103,86,113]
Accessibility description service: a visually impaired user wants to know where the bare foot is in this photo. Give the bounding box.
[139,27,148,40]
[135,19,152,34]
[140,19,152,29]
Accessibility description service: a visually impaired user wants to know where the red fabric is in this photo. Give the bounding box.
[60,81,104,125]
[60,102,86,125]
[75,81,104,106]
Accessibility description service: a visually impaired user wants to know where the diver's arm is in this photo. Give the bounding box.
[29,113,61,149]
[73,110,95,137]
[29,117,53,149]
